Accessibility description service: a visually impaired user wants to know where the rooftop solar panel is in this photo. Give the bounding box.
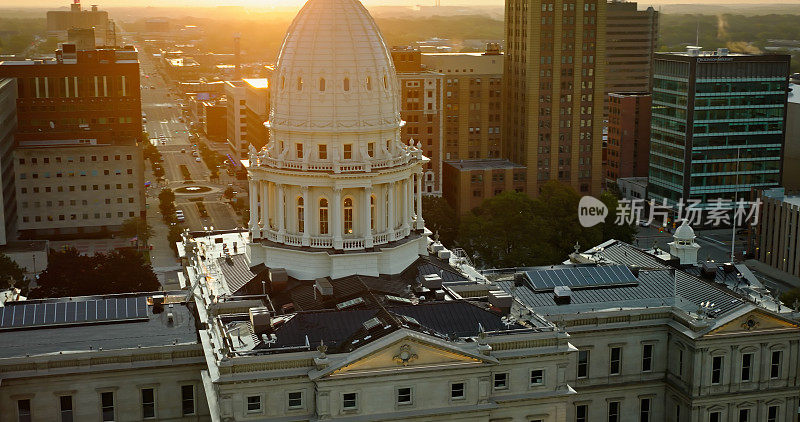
[524,265,638,292]
[0,295,150,331]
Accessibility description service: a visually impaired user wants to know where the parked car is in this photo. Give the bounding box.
[195,158,202,162]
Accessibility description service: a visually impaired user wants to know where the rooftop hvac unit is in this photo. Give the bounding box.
[314,278,334,300]
[422,274,443,290]
[553,286,572,304]
[249,306,271,336]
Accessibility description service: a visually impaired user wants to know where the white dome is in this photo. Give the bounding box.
[674,220,696,240]
[269,0,401,134]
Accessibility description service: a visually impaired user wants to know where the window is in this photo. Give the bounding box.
[59,395,73,422]
[710,411,721,422]
[344,198,353,234]
[141,388,155,419]
[370,195,375,230]
[343,144,352,160]
[576,404,588,422]
[610,347,621,375]
[181,385,195,415]
[101,392,114,422]
[642,344,653,372]
[530,369,544,385]
[319,144,327,160]
[577,350,589,378]
[608,401,620,422]
[768,405,779,422]
[493,373,508,389]
[18,399,31,422]
[397,387,412,405]
[297,197,304,233]
[296,143,303,159]
[367,142,375,157]
[344,78,350,91]
[712,356,723,384]
[342,392,357,410]
[451,382,465,400]
[640,398,651,422]
[247,395,261,413]
[366,76,372,90]
[741,353,753,381]
[319,199,329,234]
[319,78,326,91]
[297,77,303,91]
[771,350,781,379]
[288,391,303,409]
[678,349,684,377]
[739,408,750,422]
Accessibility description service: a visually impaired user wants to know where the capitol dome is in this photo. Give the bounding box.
[269,0,401,134]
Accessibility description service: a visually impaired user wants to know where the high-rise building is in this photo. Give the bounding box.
[0,78,17,245]
[784,83,800,192]
[391,47,444,195]
[756,187,800,278]
[421,45,504,163]
[605,1,658,98]
[225,81,248,159]
[605,92,651,184]
[648,49,790,207]
[47,1,110,45]
[242,78,270,154]
[0,44,145,238]
[503,0,606,197]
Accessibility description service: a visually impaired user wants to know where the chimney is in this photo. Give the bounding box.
[314,278,334,301]
[249,307,271,336]
[488,290,513,313]
[268,267,288,292]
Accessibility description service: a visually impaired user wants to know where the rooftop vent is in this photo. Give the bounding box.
[315,278,334,300]
[687,46,702,56]
[489,290,513,313]
[269,267,288,292]
[553,286,572,304]
[701,261,718,279]
[422,274,443,290]
[249,306,271,336]
[438,250,451,260]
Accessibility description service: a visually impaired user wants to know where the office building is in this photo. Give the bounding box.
[442,159,526,214]
[503,0,606,197]
[225,81,248,158]
[421,45,503,163]
[243,78,270,154]
[46,1,110,45]
[391,47,444,195]
[785,83,800,192]
[0,292,211,422]
[605,92,651,184]
[756,187,800,278]
[605,1,658,97]
[0,78,17,245]
[0,44,145,238]
[648,49,790,207]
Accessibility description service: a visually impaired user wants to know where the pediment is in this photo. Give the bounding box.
[313,330,494,379]
[706,309,799,336]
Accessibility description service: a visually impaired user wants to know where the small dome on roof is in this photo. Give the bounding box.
[674,220,696,240]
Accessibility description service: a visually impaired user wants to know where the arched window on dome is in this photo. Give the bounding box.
[281,75,285,91]
[297,197,304,233]
[366,76,372,91]
[383,75,388,90]
[297,77,303,91]
[319,78,325,92]
[370,195,375,231]
[344,198,354,234]
[319,198,329,234]
[343,77,350,91]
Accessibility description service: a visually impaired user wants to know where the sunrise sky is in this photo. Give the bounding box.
[10,0,800,7]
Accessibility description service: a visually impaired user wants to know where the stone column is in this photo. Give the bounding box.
[332,187,343,249]
[387,181,396,241]
[364,186,373,248]
[415,171,424,230]
[276,184,285,243]
[248,179,258,237]
[260,181,269,235]
[401,177,410,230]
[302,186,311,246]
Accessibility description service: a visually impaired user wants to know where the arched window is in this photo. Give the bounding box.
[319,198,328,234]
[319,78,325,91]
[343,77,350,91]
[370,195,375,231]
[297,77,303,91]
[344,198,353,234]
[366,76,372,91]
[281,75,285,90]
[383,75,388,90]
[297,197,304,233]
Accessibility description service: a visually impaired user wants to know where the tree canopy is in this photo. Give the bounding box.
[0,253,27,293]
[28,248,160,299]
[422,196,459,247]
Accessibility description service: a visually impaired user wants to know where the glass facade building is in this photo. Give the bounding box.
[648,50,790,207]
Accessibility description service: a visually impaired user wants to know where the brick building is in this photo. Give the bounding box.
[442,159,526,215]
[605,92,651,184]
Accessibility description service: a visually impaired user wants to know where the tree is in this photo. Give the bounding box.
[223,186,236,200]
[0,253,27,293]
[121,217,154,247]
[422,196,459,247]
[458,191,539,269]
[598,190,637,244]
[29,248,159,298]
